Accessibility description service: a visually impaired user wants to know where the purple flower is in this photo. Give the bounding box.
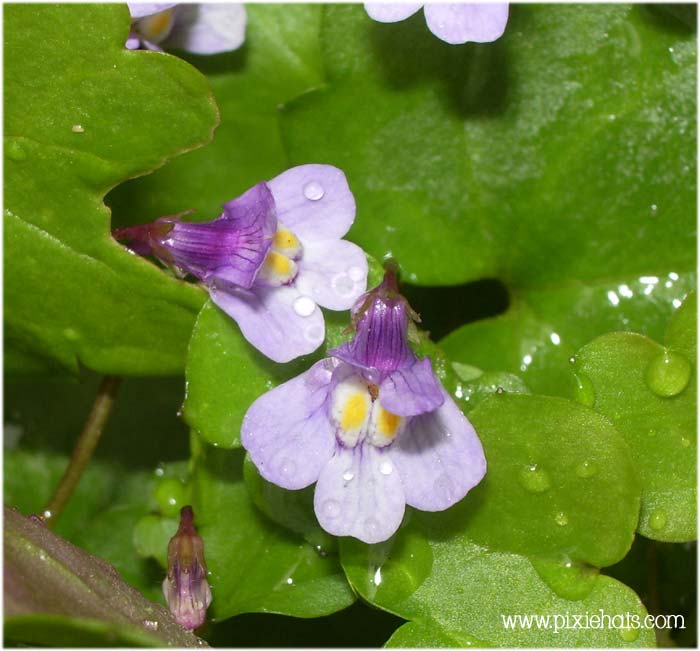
[114,165,368,363]
[162,506,211,630]
[364,3,508,45]
[126,3,246,54]
[242,267,486,544]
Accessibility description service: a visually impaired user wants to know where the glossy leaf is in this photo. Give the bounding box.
[571,292,696,541]
[5,3,216,375]
[4,506,205,647]
[282,4,696,395]
[452,393,641,567]
[108,4,324,227]
[341,523,655,647]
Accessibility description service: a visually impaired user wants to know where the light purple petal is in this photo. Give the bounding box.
[423,3,508,44]
[379,357,444,417]
[314,444,405,543]
[209,284,325,363]
[295,240,368,311]
[164,4,246,54]
[125,36,142,49]
[242,359,336,489]
[267,165,356,243]
[389,388,486,511]
[127,2,177,18]
[364,3,423,23]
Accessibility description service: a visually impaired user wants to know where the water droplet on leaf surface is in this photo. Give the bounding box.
[645,350,691,397]
[518,465,551,494]
[648,509,667,531]
[575,460,598,478]
[573,373,596,407]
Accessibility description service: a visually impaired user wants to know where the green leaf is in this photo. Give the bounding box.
[341,523,655,647]
[570,293,696,541]
[282,4,695,394]
[108,4,324,226]
[449,393,641,567]
[5,4,216,375]
[4,506,206,647]
[385,620,482,648]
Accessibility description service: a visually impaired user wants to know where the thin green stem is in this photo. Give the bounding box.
[42,376,121,527]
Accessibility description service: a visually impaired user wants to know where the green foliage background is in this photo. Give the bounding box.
[4,3,696,647]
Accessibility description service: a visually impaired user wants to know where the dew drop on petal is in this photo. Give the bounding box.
[645,350,691,397]
[280,459,297,477]
[518,464,551,494]
[323,499,340,518]
[332,273,355,296]
[364,518,380,536]
[348,266,365,282]
[343,471,354,482]
[379,461,393,476]
[303,181,324,201]
[305,324,324,343]
[293,295,316,317]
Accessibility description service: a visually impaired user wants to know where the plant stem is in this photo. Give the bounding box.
[42,376,121,527]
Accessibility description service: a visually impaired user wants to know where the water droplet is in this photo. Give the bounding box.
[280,459,297,477]
[6,140,27,161]
[496,386,505,395]
[680,436,691,448]
[72,124,85,134]
[568,356,576,365]
[154,464,165,477]
[314,544,328,557]
[364,518,380,536]
[645,350,691,397]
[323,499,340,518]
[648,428,657,437]
[342,471,354,482]
[143,619,159,632]
[305,324,324,343]
[42,509,52,520]
[649,203,658,217]
[531,556,599,601]
[618,627,639,642]
[573,372,596,407]
[303,181,324,201]
[348,266,365,282]
[293,295,316,317]
[286,577,294,585]
[576,460,598,478]
[379,461,393,476]
[648,509,667,531]
[38,552,47,561]
[373,566,383,586]
[332,273,354,296]
[555,512,569,527]
[518,464,551,494]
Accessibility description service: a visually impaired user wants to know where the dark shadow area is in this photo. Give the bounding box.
[4,373,190,469]
[401,278,509,342]
[204,600,404,647]
[642,4,697,34]
[605,536,697,647]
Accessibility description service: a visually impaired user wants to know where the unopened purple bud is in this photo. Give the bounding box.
[330,263,419,373]
[162,506,212,630]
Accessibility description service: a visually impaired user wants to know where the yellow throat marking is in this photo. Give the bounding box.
[273,229,301,252]
[264,250,293,277]
[341,393,369,431]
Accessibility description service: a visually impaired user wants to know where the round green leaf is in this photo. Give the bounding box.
[571,295,696,541]
[5,4,217,375]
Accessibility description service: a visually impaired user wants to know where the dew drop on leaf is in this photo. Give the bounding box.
[648,509,667,532]
[517,464,551,494]
[575,460,598,478]
[572,372,596,407]
[645,350,691,397]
